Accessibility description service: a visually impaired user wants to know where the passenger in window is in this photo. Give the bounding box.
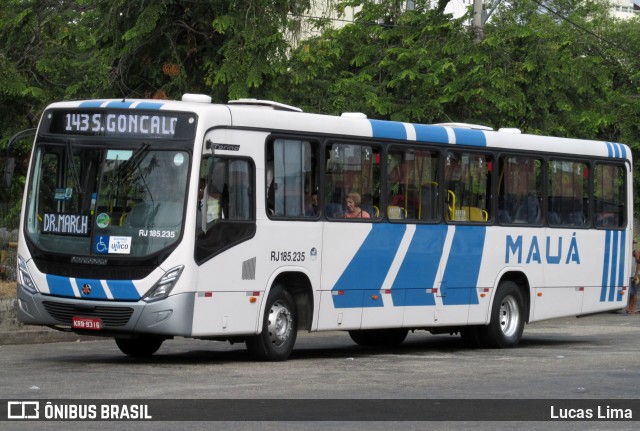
[203,160,227,227]
[306,191,319,216]
[343,192,370,219]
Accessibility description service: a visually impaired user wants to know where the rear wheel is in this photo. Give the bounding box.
[348,328,408,347]
[246,285,298,361]
[479,281,525,348]
[115,335,164,357]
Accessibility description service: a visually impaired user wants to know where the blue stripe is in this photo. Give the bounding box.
[619,143,627,159]
[452,128,486,147]
[605,142,614,158]
[600,230,611,302]
[595,141,629,160]
[46,274,76,298]
[79,101,105,108]
[106,280,140,301]
[106,101,135,109]
[414,124,449,144]
[391,225,447,306]
[77,100,165,110]
[135,102,165,110]
[608,231,619,301]
[332,224,406,308]
[369,119,407,140]
[45,275,139,301]
[441,226,485,305]
[75,278,109,300]
[617,230,626,302]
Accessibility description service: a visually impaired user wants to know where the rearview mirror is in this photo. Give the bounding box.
[4,128,37,187]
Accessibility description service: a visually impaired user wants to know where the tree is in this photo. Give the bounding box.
[284,0,470,120]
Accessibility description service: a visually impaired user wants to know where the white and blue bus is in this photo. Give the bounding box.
[14,95,632,360]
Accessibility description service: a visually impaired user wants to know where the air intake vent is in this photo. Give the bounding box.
[242,257,256,280]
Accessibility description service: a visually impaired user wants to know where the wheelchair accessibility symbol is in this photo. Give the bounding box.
[95,236,108,254]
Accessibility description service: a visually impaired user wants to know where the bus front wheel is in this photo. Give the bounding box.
[115,335,164,357]
[479,281,525,348]
[246,285,298,361]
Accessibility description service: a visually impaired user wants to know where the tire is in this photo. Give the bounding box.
[348,328,408,347]
[246,285,298,361]
[115,335,164,357]
[479,281,525,348]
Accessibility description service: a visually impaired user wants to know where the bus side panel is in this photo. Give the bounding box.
[192,219,324,337]
[317,223,373,330]
[578,229,630,316]
[318,223,488,330]
[535,228,628,320]
[192,241,263,336]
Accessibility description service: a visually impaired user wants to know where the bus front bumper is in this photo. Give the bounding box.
[16,283,195,337]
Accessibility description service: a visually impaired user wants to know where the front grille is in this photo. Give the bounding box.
[43,301,134,327]
[33,258,154,280]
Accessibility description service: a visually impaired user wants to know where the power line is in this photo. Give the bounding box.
[529,0,638,57]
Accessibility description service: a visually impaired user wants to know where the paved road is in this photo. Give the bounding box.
[1,312,639,430]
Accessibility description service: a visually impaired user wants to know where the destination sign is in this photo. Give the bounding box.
[47,110,197,139]
[43,213,90,236]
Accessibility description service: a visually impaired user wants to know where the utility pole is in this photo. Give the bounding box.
[472,0,503,44]
[472,0,484,43]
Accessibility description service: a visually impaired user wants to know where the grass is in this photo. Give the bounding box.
[0,280,16,297]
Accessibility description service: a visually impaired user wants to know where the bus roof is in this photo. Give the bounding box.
[44,97,630,162]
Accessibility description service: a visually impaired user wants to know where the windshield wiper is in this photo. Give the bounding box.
[117,142,150,183]
[66,140,84,194]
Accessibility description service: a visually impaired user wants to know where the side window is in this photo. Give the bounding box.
[200,156,254,228]
[387,148,439,221]
[266,139,319,218]
[548,160,589,227]
[444,151,492,222]
[498,156,542,225]
[195,156,255,263]
[325,143,381,220]
[594,163,625,228]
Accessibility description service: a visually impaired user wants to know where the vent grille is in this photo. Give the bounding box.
[242,257,256,280]
[33,258,154,280]
[43,301,134,327]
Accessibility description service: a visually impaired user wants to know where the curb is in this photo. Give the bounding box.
[0,297,93,345]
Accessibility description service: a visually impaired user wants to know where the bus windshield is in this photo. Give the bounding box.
[24,141,190,257]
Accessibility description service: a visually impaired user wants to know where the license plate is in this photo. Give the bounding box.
[72,317,103,331]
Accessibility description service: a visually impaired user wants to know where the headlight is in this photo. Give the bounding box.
[18,255,39,294]
[143,265,184,302]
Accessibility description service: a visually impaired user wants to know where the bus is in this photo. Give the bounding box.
[14,94,632,360]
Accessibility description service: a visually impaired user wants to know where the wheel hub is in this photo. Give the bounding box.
[499,295,520,337]
[267,301,292,347]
